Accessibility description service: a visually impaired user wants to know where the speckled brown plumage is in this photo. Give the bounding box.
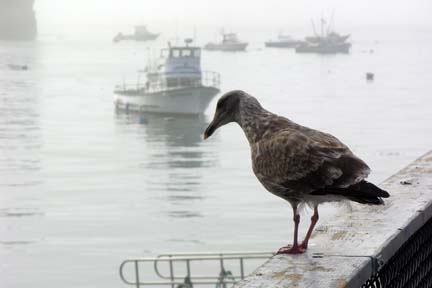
[204,90,389,254]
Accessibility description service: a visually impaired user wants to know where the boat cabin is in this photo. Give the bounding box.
[222,33,240,44]
[157,39,202,88]
[135,25,148,35]
[161,46,201,59]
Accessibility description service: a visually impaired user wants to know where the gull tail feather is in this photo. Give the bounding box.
[310,180,390,205]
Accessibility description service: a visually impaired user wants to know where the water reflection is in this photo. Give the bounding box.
[114,111,219,217]
[0,41,42,186]
[0,208,44,218]
[0,41,43,249]
[141,114,212,169]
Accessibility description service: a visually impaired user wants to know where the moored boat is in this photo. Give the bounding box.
[265,34,302,48]
[113,25,159,43]
[296,18,351,54]
[204,33,248,52]
[113,39,220,115]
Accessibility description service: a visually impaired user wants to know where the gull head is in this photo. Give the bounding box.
[203,90,251,139]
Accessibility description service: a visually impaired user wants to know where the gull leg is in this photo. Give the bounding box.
[277,206,305,254]
[300,205,319,250]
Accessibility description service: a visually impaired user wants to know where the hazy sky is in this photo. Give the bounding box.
[35,0,432,35]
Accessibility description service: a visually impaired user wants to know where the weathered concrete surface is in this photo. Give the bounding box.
[233,151,432,288]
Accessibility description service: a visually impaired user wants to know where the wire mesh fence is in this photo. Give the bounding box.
[361,216,432,288]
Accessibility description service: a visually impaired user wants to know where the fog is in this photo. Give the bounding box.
[35,0,432,37]
[3,1,432,288]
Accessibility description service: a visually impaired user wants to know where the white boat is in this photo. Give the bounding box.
[113,25,159,43]
[114,39,221,115]
[204,33,248,52]
[265,34,302,48]
[296,17,351,54]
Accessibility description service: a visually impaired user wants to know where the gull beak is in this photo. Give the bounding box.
[203,122,215,140]
[204,109,226,140]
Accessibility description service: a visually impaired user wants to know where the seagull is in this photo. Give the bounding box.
[203,90,390,254]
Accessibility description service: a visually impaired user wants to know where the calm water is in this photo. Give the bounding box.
[1,27,432,288]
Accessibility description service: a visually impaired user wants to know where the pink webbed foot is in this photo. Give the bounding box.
[299,241,309,250]
[276,245,305,255]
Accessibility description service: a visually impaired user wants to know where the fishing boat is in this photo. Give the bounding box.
[113,25,159,43]
[296,18,351,54]
[204,33,248,52]
[265,34,302,48]
[113,39,220,115]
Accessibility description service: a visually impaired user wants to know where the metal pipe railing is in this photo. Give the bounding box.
[119,251,273,287]
[115,71,220,95]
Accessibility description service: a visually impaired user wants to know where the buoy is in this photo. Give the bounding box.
[366,73,374,81]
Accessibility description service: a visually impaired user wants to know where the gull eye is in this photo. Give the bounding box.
[217,98,226,109]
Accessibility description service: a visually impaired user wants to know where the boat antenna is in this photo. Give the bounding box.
[320,16,325,37]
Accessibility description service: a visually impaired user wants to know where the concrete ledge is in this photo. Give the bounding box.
[233,151,432,288]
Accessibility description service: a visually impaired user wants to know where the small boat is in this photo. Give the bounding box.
[265,34,302,48]
[296,18,351,54]
[366,72,374,81]
[204,33,248,52]
[113,39,221,115]
[113,25,159,43]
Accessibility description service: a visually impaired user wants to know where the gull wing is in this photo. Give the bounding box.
[252,129,370,193]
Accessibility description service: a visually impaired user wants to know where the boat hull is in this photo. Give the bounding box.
[204,42,248,52]
[134,33,159,41]
[114,86,220,115]
[295,43,351,54]
[113,33,159,43]
[265,41,302,48]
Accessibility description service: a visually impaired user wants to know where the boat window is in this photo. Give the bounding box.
[181,49,192,57]
[193,49,201,57]
[172,49,180,58]
[160,49,169,58]
[167,78,178,87]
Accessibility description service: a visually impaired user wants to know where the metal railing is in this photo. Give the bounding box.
[361,216,432,288]
[115,71,220,95]
[201,71,221,88]
[119,251,273,288]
